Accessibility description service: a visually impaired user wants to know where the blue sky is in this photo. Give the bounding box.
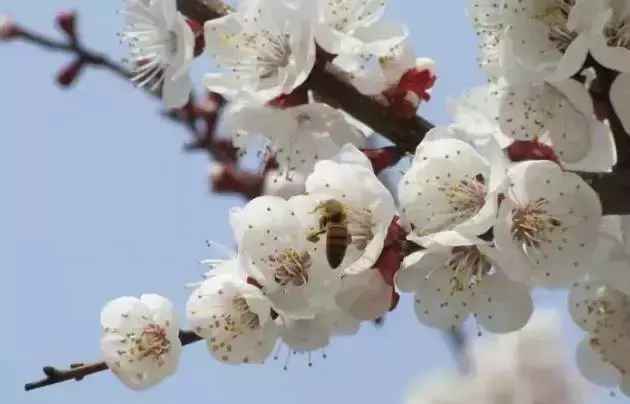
[0,1,617,403]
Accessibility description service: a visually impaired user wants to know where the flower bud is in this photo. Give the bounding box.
[55,10,77,40]
[56,58,85,88]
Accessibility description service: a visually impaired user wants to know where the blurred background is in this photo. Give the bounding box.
[0,1,615,403]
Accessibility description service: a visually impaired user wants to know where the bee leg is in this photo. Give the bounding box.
[307,229,326,243]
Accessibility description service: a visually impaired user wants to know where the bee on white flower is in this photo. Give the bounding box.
[493,160,602,286]
[100,294,181,390]
[302,144,397,276]
[230,195,342,319]
[202,0,316,102]
[118,0,194,109]
[186,273,278,365]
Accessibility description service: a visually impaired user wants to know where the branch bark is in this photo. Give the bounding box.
[24,330,202,391]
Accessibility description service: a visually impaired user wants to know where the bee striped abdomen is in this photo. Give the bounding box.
[325,223,350,269]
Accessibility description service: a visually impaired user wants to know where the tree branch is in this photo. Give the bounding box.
[24,330,202,391]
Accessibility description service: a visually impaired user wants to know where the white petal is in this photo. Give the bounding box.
[413,267,471,330]
[140,294,178,331]
[395,249,450,293]
[278,315,331,352]
[335,269,391,321]
[101,296,151,335]
[161,71,191,109]
[576,336,620,387]
[186,275,277,364]
[473,271,533,333]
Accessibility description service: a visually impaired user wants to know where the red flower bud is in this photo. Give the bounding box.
[56,58,85,88]
[505,139,560,164]
[397,67,436,101]
[361,146,403,174]
[209,163,264,200]
[55,10,77,40]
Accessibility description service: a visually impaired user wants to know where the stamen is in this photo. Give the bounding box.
[269,250,312,287]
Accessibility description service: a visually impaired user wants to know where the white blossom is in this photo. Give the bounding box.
[314,0,407,58]
[224,101,367,175]
[586,0,630,73]
[304,144,397,276]
[399,135,505,245]
[493,160,602,286]
[505,0,591,81]
[119,0,194,108]
[230,195,342,318]
[203,0,315,102]
[396,241,532,332]
[186,273,278,364]
[497,80,597,164]
[100,294,181,390]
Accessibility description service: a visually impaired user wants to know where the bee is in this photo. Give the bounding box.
[306,199,352,269]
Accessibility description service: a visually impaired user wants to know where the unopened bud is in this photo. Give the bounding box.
[56,58,85,88]
[0,14,20,40]
[209,163,264,200]
[55,10,77,40]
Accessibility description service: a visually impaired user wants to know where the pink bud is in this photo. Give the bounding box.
[56,58,85,88]
[55,10,77,40]
[0,14,20,40]
[361,146,403,174]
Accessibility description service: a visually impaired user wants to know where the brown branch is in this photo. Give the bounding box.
[24,330,202,391]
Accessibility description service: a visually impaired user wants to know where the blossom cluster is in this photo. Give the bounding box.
[69,0,630,397]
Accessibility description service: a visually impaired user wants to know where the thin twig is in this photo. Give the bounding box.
[24,330,203,391]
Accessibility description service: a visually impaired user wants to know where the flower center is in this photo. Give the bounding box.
[510,198,562,249]
[133,323,171,364]
[603,12,630,49]
[269,249,312,286]
[533,0,578,53]
[433,174,486,232]
[253,30,292,80]
[447,246,492,292]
